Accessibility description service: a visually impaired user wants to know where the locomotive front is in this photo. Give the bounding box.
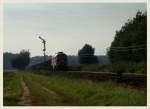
[52,52,68,70]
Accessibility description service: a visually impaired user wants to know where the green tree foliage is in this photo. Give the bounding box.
[12,50,30,70]
[78,44,98,64]
[107,11,147,63]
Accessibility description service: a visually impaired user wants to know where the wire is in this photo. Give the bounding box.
[79,54,94,56]
[109,47,146,52]
[110,44,147,49]
[106,44,147,53]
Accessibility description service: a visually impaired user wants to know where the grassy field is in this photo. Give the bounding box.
[3,72,22,106]
[3,71,147,106]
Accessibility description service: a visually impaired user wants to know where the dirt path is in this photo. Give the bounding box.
[18,77,32,106]
[18,74,79,106]
[30,79,79,106]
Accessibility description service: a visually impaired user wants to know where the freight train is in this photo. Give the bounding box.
[51,52,68,70]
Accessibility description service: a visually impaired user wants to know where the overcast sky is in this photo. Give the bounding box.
[4,3,146,57]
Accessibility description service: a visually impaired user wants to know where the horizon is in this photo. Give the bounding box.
[3,51,109,58]
[4,3,146,57]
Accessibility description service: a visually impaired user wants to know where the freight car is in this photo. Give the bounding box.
[51,52,68,70]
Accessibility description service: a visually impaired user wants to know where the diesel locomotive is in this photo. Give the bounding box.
[51,52,68,70]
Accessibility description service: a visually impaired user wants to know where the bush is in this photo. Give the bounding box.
[69,64,113,72]
[68,65,81,71]
[68,62,146,74]
[112,62,147,74]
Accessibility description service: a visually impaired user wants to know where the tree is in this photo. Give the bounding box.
[107,11,147,63]
[78,44,98,64]
[12,50,30,70]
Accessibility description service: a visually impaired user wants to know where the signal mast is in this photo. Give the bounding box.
[38,36,46,62]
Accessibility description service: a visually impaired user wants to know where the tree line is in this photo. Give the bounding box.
[107,11,147,63]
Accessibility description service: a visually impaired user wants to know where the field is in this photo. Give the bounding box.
[3,71,147,106]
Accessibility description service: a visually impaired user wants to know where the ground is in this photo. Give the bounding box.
[3,71,147,106]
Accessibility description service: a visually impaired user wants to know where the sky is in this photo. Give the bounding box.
[4,3,146,57]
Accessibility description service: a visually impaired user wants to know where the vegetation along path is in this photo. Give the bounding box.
[3,71,147,106]
[21,72,79,106]
[29,78,79,105]
[18,76,32,106]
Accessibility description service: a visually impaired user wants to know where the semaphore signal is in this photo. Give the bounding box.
[38,35,46,62]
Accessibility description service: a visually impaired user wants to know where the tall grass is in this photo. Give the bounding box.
[23,74,63,106]
[69,62,147,74]
[3,73,22,106]
[26,72,147,106]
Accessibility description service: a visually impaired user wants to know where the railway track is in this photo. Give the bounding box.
[3,71,147,106]
[34,70,147,89]
[4,70,147,89]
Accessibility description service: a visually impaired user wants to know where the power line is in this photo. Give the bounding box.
[110,44,147,49]
[106,44,147,52]
[109,47,146,52]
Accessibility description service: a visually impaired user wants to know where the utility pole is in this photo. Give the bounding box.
[38,36,46,62]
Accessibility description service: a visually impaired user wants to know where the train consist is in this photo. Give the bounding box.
[51,52,68,70]
[27,52,68,70]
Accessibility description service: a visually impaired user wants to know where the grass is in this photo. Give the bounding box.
[69,62,147,74]
[22,74,63,106]
[3,71,147,106]
[26,72,147,106]
[3,73,22,106]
